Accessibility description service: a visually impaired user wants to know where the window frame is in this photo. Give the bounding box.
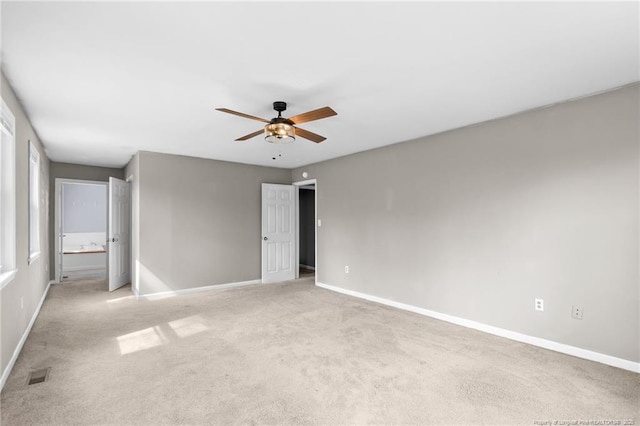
[0,97,17,288]
[28,140,41,263]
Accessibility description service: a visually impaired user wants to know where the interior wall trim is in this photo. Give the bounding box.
[316,281,640,374]
[0,280,53,391]
[136,279,262,300]
[131,282,139,297]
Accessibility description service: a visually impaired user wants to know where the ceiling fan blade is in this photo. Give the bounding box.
[216,108,270,124]
[288,106,337,125]
[235,129,264,141]
[295,127,326,143]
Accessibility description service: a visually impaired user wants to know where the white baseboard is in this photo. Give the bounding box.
[299,264,316,271]
[316,282,639,374]
[137,279,262,300]
[0,280,53,391]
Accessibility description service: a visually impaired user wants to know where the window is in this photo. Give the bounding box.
[28,141,40,262]
[0,98,16,288]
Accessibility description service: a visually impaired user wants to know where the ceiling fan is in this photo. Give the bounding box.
[216,101,337,144]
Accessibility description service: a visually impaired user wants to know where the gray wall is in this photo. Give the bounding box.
[299,189,315,268]
[131,151,290,295]
[62,183,107,233]
[48,162,124,279]
[292,85,639,363]
[1,72,50,380]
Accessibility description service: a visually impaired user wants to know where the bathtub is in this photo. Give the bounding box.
[63,242,106,254]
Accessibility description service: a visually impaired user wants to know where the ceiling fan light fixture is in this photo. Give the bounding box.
[265,122,295,144]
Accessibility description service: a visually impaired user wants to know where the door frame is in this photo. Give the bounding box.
[126,173,137,295]
[292,179,317,284]
[54,178,108,283]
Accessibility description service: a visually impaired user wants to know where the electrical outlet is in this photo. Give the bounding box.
[45,263,48,272]
[20,297,24,309]
[344,265,349,274]
[535,298,544,311]
[572,305,583,320]
[317,219,322,227]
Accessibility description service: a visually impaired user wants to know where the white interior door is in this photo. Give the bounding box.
[108,177,130,291]
[262,183,296,283]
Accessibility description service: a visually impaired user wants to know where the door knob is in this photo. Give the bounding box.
[263,237,268,241]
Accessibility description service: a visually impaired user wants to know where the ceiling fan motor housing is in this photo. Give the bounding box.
[270,117,294,125]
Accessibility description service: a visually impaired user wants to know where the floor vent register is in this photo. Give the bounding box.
[26,368,50,385]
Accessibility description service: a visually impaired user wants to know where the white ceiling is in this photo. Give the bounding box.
[1,2,638,169]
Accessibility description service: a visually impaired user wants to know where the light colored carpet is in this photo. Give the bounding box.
[1,278,638,425]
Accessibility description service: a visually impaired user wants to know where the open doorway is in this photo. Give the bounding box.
[54,179,108,282]
[298,184,315,278]
[294,179,317,281]
[55,177,131,291]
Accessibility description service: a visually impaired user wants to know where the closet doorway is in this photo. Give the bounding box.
[54,179,108,282]
[294,179,317,280]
